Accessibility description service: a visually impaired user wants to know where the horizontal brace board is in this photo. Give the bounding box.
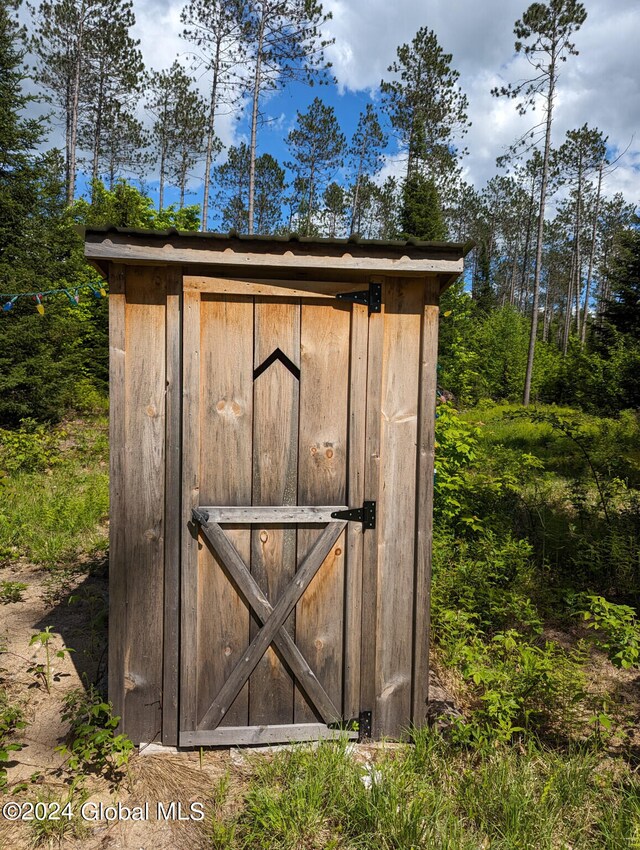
[180,724,359,747]
[185,276,369,299]
[198,506,348,524]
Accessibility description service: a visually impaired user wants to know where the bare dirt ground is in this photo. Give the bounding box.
[0,556,408,849]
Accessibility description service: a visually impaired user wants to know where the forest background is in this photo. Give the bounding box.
[2,2,640,837]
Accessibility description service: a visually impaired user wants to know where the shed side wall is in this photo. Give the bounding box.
[109,265,168,744]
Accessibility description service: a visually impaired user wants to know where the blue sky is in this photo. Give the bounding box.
[27,0,640,218]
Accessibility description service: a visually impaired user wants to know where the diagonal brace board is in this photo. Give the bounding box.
[197,519,342,724]
[196,520,347,731]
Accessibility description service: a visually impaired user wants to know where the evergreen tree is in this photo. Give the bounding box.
[381,27,469,184]
[243,0,333,234]
[285,97,345,236]
[493,0,587,405]
[93,101,151,188]
[211,143,285,234]
[399,171,446,241]
[322,181,347,237]
[77,0,144,192]
[346,104,387,234]
[181,0,247,231]
[28,0,105,203]
[0,4,106,425]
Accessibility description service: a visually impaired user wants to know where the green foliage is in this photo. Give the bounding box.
[74,178,200,230]
[56,686,133,781]
[399,171,447,240]
[0,692,26,789]
[28,626,73,693]
[573,594,640,669]
[0,580,27,602]
[0,418,109,564]
[208,733,640,849]
[0,418,61,473]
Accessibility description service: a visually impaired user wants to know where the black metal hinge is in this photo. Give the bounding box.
[335,282,381,314]
[330,501,376,530]
[329,710,372,741]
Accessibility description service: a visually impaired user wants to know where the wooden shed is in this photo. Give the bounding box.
[83,227,467,747]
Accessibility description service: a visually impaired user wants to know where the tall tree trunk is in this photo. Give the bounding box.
[581,158,603,344]
[67,11,86,205]
[563,251,575,356]
[201,37,221,232]
[523,57,556,406]
[574,152,583,338]
[247,14,265,235]
[91,65,105,195]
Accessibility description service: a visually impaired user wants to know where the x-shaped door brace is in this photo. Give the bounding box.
[192,507,348,732]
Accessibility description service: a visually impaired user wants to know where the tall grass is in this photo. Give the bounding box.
[209,732,640,849]
[0,418,108,565]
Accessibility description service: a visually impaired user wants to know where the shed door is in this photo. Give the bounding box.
[179,289,370,746]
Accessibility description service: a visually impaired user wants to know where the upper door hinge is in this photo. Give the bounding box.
[335,282,381,314]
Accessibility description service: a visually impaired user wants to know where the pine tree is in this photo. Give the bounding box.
[28,0,106,203]
[95,101,151,188]
[399,172,446,241]
[346,104,387,234]
[322,182,347,237]
[381,27,469,184]
[285,97,345,236]
[181,0,247,230]
[493,0,587,405]
[243,0,333,234]
[211,143,285,234]
[77,0,144,192]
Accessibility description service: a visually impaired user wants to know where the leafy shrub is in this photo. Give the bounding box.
[573,594,640,668]
[0,580,27,602]
[0,693,26,789]
[56,686,133,782]
[0,419,62,473]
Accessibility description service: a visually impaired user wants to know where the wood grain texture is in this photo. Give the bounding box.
[86,239,464,275]
[374,279,423,739]
[179,290,200,734]
[122,266,166,744]
[108,263,126,729]
[359,301,384,720]
[162,266,182,746]
[412,278,440,725]
[181,723,357,747]
[197,520,341,723]
[295,301,350,722]
[197,295,253,728]
[344,302,368,720]
[200,506,347,523]
[198,521,346,730]
[250,298,300,724]
[184,276,368,299]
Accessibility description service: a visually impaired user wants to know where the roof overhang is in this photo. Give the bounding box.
[82,227,473,294]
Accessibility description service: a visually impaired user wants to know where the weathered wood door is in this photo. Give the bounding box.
[179,285,370,746]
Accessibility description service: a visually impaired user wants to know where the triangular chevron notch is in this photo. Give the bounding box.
[253,347,300,381]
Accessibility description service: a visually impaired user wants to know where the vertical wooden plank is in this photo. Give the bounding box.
[295,301,350,723]
[162,266,182,746]
[374,279,423,739]
[122,266,167,743]
[343,302,368,721]
[359,300,384,721]
[108,263,126,730]
[198,296,253,727]
[250,299,300,725]
[412,278,440,726]
[180,289,200,734]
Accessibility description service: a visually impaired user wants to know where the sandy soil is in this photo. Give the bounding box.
[0,558,407,849]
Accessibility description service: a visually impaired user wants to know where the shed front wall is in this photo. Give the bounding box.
[108,265,440,746]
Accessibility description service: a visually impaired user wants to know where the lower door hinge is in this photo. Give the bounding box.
[330,501,376,530]
[329,710,372,741]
